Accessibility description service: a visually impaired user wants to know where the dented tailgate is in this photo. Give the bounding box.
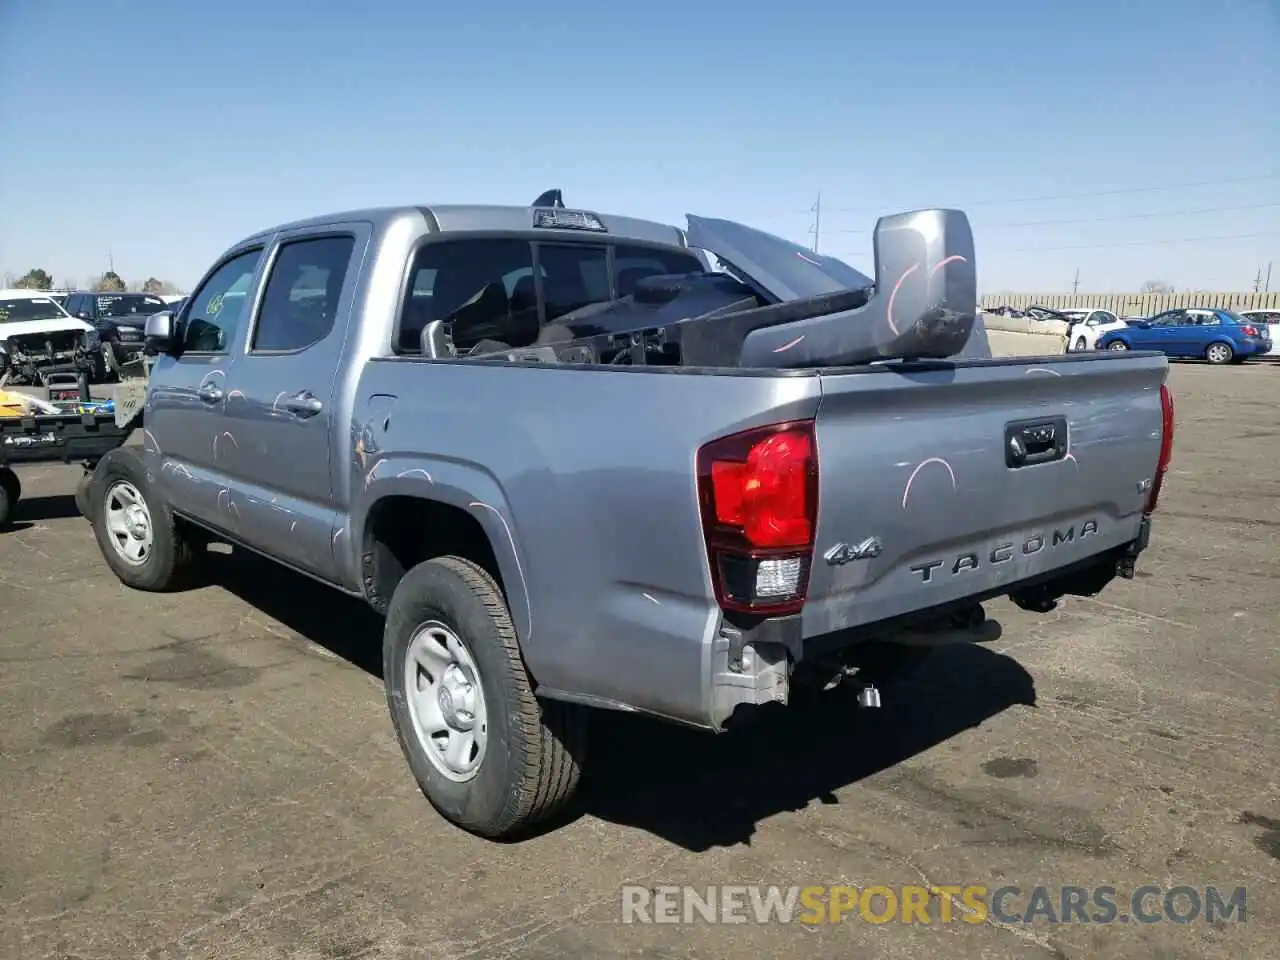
[802,351,1169,637]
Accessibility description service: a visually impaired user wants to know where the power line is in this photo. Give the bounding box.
[822,200,1280,235]
[798,172,1280,217]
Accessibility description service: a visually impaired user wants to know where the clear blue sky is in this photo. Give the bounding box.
[1,0,1277,293]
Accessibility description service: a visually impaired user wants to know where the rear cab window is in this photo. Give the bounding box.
[394,237,708,355]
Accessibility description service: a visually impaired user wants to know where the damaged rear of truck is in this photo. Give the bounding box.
[108,196,1173,839]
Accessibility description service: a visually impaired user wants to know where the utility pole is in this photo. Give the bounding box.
[1071,267,1080,295]
[810,193,821,254]
[1254,266,1263,292]
[1266,261,1273,293]
[108,247,115,275]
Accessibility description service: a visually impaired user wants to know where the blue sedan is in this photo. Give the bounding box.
[1097,308,1272,364]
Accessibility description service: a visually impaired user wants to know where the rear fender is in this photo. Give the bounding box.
[352,457,532,646]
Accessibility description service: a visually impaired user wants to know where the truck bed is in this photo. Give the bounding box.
[351,346,1167,726]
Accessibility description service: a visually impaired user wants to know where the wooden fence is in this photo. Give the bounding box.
[980,291,1280,316]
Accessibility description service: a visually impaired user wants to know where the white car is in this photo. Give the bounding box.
[1063,308,1127,351]
[1237,309,1280,359]
[0,289,94,384]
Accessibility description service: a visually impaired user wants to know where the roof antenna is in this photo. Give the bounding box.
[532,189,564,208]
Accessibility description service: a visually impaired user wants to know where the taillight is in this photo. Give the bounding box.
[696,420,818,616]
[1146,383,1174,513]
[1241,324,1259,337]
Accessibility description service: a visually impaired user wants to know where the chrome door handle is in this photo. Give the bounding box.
[197,384,224,403]
[283,392,323,417]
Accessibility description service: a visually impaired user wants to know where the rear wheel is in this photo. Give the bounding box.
[1205,341,1233,364]
[1107,340,1129,351]
[1074,336,1088,352]
[383,556,585,839]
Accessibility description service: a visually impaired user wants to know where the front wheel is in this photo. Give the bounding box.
[89,448,194,590]
[1205,341,1233,364]
[383,556,585,839]
[1074,337,1088,352]
[1107,340,1129,351]
[0,468,20,529]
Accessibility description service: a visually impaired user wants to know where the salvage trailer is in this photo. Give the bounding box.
[0,375,148,529]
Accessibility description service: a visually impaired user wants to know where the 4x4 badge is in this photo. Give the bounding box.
[824,536,883,566]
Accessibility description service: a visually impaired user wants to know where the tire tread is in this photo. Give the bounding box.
[434,556,583,831]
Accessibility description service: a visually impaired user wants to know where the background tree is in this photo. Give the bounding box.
[93,271,127,292]
[15,268,54,290]
[141,277,166,294]
[1141,280,1174,294]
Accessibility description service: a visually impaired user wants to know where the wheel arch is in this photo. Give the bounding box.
[357,475,533,652]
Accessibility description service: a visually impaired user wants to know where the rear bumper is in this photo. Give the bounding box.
[541,519,1155,732]
[702,520,1153,729]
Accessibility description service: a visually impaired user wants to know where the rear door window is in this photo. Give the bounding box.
[251,236,355,352]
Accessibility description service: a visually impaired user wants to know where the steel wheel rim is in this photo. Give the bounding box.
[104,480,153,566]
[1108,341,1128,350]
[404,620,488,782]
[1207,344,1229,363]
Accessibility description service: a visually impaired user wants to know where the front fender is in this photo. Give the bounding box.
[349,456,532,646]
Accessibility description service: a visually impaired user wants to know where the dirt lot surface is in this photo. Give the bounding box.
[1,363,1276,960]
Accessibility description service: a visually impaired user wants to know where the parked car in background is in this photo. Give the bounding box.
[1096,308,1272,364]
[1237,309,1280,359]
[1061,308,1127,352]
[0,289,95,386]
[65,291,169,380]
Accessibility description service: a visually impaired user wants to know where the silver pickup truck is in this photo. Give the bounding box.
[85,193,1174,839]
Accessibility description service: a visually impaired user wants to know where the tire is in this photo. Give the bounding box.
[74,470,94,522]
[0,468,19,529]
[1074,337,1088,352]
[383,556,585,839]
[1107,340,1129,351]
[89,448,193,590]
[1205,341,1233,365]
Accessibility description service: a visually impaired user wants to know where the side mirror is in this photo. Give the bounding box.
[77,311,93,321]
[144,311,179,355]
